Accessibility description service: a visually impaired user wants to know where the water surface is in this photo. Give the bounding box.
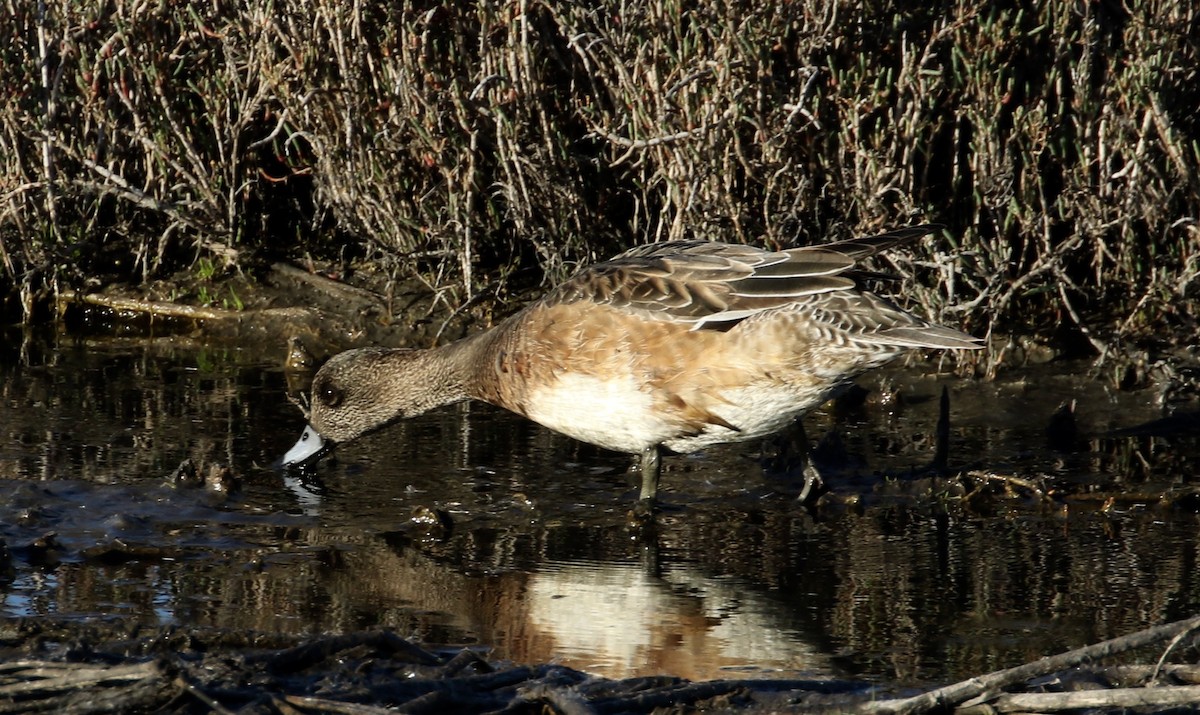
[1,333,1197,685]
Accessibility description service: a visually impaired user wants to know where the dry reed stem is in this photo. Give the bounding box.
[0,0,1194,367]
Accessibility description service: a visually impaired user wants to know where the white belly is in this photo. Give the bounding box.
[523,374,834,456]
[523,373,677,453]
[662,383,828,453]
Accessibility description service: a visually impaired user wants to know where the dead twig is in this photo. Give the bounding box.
[174,675,237,715]
[1150,618,1200,684]
[964,470,1056,506]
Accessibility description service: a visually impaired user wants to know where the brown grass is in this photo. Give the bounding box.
[1,0,1197,372]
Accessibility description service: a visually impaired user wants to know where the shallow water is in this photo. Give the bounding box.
[1,332,1198,685]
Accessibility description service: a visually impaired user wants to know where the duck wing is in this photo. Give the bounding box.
[546,224,944,329]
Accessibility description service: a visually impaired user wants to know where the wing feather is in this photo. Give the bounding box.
[540,223,977,350]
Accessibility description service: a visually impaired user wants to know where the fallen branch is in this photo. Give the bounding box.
[57,290,311,323]
[1099,663,1200,685]
[282,694,398,714]
[957,683,1200,713]
[0,660,159,698]
[857,614,1200,714]
[258,630,442,675]
[58,290,242,321]
[518,683,599,715]
[270,262,386,309]
[174,675,237,715]
[0,660,163,713]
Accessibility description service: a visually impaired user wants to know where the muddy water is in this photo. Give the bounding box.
[2,332,1199,686]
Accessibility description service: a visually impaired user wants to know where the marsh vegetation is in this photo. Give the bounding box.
[2,0,1197,377]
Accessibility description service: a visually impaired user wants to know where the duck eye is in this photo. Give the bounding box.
[317,383,344,408]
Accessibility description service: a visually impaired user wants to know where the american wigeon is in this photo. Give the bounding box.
[282,224,982,511]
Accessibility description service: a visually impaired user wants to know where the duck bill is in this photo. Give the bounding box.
[279,424,329,467]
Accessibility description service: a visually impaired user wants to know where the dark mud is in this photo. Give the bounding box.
[4,272,1200,712]
[0,623,884,713]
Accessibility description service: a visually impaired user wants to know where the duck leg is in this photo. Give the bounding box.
[797,452,824,503]
[638,445,662,501]
[631,445,662,518]
[792,421,824,503]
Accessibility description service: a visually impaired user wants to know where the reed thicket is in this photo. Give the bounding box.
[2,0,1196,366]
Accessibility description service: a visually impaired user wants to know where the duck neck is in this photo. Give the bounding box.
[407,332,492,410]
[360,347,467,421]
[434,321,521,405]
